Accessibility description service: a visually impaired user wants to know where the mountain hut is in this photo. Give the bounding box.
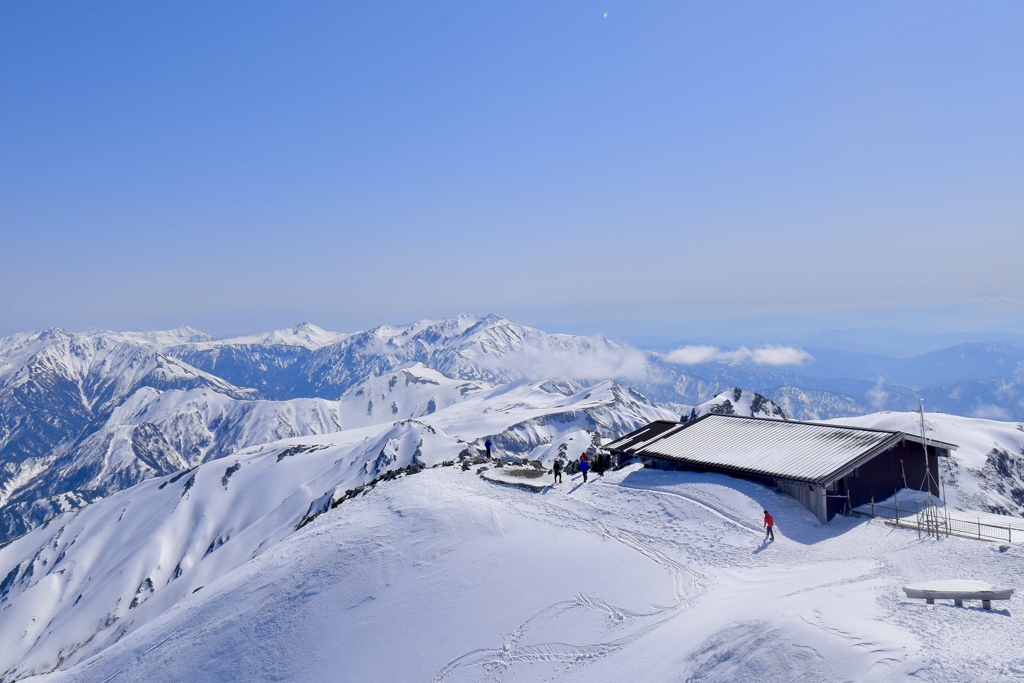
[605,414,957,523]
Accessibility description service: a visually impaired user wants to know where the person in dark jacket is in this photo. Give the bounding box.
[552,459,563,483]
[485,439,492,458]
[579,453,590,483]
[763,510,775,541]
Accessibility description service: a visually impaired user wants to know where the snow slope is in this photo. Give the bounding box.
[0,379,678,681]
[9,463,1024,683]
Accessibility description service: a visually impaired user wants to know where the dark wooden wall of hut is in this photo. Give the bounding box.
[838,441,941,511]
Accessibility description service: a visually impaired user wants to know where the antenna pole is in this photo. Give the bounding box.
[919,400,932,505]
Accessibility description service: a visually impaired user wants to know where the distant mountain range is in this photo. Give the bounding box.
[2,314,1024,544]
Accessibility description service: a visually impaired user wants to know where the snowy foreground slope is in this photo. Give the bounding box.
[2,410,1024,682]
[12,466,1024,683]
[0,382,674,681]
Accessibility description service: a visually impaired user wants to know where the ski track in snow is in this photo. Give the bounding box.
[10,463,1024,682]
[431,479,703,681]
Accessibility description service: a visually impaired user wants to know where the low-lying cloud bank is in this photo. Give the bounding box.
[480,340,653,382]
[664,345,814,366]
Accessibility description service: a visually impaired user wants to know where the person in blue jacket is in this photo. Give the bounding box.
[579,452,590,483]
[485,439,492,458]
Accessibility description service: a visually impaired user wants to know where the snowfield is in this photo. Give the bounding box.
[3,316,1024,681]
[12,464,1024,683]
[4,405,1024,681]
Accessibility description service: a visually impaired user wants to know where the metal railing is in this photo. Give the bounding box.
[857,500,1014,543]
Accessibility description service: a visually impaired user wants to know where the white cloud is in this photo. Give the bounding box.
[480,340,652,382]
[971,404,1012,421]
[664,345,813,366]
[751,346,814,366]
[664,345,722,365]
[867,376,889,410]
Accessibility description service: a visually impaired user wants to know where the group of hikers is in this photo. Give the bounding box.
[551,452,612,484]
[484,438,778,542]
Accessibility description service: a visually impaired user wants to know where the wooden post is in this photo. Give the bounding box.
[915,500,920,539]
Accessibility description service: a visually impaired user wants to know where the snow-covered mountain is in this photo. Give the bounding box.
[4,314,1024,546]
[683,387,788,422]
[3,409,1024,682]
[0,379,679,681]
[0,387,350,541]
[0,345,674,544]
[0,329,246,524]
[126,315,1024,423]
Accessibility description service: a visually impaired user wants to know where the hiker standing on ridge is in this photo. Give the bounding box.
[485,438,492,458]
[552,459,563,484]
[579,452,590,483]
[763,510,775,541]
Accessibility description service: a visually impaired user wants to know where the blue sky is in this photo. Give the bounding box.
[1,1,1022,345]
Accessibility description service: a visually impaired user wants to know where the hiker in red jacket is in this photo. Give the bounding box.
[763,510,775,541]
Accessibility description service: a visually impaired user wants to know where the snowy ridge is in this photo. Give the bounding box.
[5,421,1024,681]
[335,363,488,429]
[0,334,673,543]
[0,329,247,519]
[0,378,677,681]
[5,314,1024,547]
[0,420,468,681]
[184,322,351,351]
[295,314,652,398]
[683,387,788,422]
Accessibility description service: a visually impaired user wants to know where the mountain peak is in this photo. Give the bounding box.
[683,387,788,423]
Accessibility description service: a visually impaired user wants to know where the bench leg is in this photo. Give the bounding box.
[954,599,963,607]
[983,600,992,610]
[926,598,934,604]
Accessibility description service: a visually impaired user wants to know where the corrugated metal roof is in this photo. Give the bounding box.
[611,414,957,485]
[604,420,682,452]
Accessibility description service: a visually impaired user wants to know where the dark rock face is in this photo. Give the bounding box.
[971,447,1024,516]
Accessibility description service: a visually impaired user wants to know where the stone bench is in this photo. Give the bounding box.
[903,586,1013,610]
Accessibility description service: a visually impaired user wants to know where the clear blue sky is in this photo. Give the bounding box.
[2,1,1022,341]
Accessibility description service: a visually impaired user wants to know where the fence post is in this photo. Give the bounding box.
[915,500,920,539]
[978,517,981,541]
[895,496,899,523]
[871,497,874,518]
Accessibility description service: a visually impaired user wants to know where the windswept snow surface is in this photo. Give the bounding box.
[9,465,1024,683]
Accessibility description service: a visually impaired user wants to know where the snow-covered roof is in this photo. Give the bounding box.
[607,414,958,485]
